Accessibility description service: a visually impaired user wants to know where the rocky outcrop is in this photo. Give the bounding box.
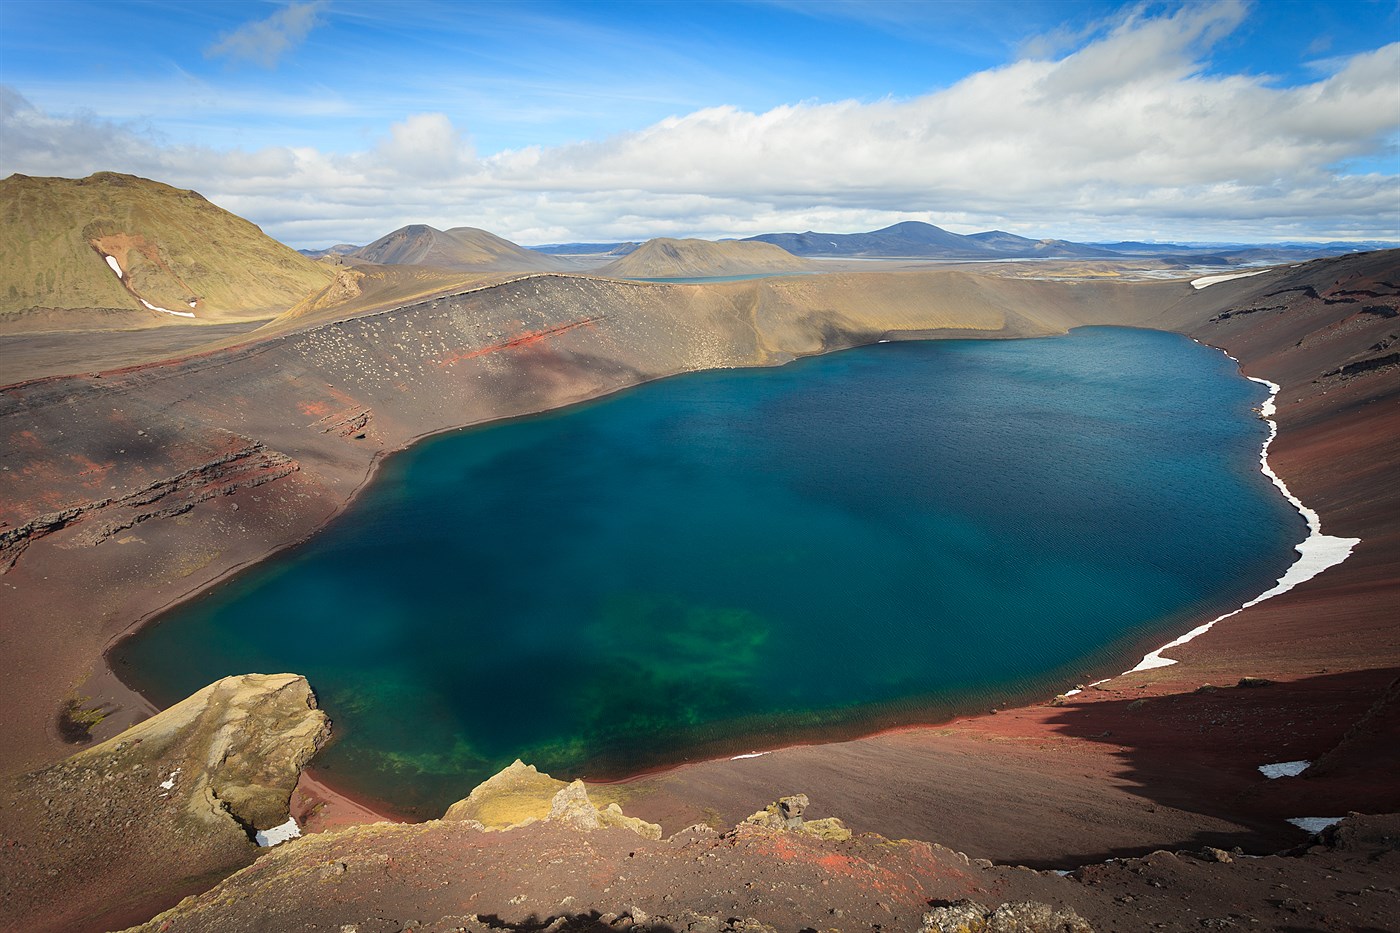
[443,760,660,839]
[743,793,852,841]
[0,440,297,572]
[314,406,374,440]
[0,674,330,932]
[920,900,1092,933]
[443,758,569,828]
[68,672,330,833]
[547,780,662,840]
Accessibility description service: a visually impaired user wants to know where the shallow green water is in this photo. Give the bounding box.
[114,327,1303,815]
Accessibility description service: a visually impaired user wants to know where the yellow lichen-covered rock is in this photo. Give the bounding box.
[442,759,568,829]
[1,673,330,932]
[546,780,662,840]
[741,794,850,840]
[744,794,810,830]
[70,671,329,834]
[443,762,661,839]
[799,817,852,841]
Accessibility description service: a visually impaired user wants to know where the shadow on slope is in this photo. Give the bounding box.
[1030,666,1400,867]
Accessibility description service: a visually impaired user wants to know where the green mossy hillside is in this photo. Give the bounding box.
[0,172,334,324]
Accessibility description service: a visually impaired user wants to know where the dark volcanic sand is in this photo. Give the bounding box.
[0,320,266,385]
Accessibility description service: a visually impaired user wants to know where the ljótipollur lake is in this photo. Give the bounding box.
[114,327,1304,816]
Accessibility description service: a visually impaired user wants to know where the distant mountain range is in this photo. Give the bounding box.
[10,170,1389,335]
[743,221,1117,259]
[298,227,809,278]
[316,219,1392,278]
[529,223,1394,262]
[298,243,360,259]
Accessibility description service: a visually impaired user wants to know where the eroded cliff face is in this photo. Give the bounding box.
[0,673,329,933]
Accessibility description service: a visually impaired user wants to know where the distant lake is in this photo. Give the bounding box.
[114,327,1303,816]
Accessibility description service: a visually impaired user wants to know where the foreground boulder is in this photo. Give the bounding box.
[0,673,330,933]
[743,792,852,840]
[921,899,1092,933]
[443,758,570,828]
[546,780,663,839]
[444,759,660,839]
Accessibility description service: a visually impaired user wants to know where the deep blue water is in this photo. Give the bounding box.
[113,327,1303,815]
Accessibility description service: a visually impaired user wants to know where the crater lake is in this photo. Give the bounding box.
[113,327,1304,815]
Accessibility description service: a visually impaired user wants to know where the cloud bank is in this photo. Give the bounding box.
[4,2,1397,246]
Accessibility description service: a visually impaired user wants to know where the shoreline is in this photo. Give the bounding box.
[1115,363,1360,676]
[96,327,1353,826]
[293,768,405,832]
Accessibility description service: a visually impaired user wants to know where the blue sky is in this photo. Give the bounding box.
[2,0,1398,246]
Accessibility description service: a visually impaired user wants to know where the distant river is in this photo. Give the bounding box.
[114,327,1303,816]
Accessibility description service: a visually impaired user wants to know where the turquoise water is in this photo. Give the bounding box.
[113,327,1303,816]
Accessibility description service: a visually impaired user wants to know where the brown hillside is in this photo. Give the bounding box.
[350,224,573,272]
[0,173,334,331]
[599,237,809,277]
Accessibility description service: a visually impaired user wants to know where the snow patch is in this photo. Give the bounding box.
[1288,816,1344,834]
[158,767,182,790]
[1126,375,1359,674]
[255,817,302,847]
[139,297,196,318]
[104,255,123,278]
[1259,760,1310,779]
[1191,269,1268,289]
[729,751,769,760]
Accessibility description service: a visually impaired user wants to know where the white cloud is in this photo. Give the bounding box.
[3,3,1398,246]
[206,1,328,68]
[366,113,477,180]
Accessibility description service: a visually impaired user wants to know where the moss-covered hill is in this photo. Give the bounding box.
[0,172,334,328]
